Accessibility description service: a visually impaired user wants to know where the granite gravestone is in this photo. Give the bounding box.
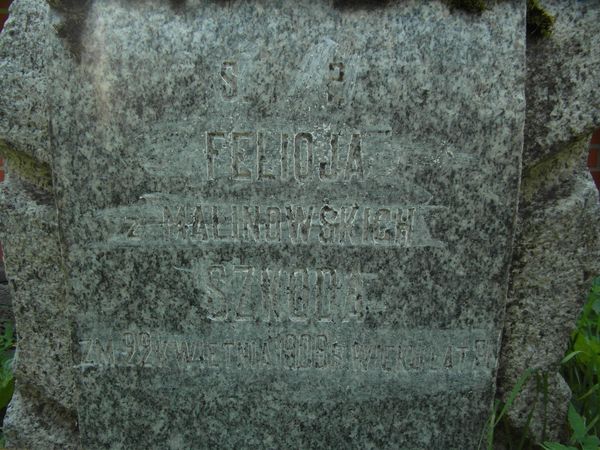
[46,0,525,448]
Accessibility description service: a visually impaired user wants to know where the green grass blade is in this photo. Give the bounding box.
[577,384,600,401]
[541,444,578,450]
[493,369,534,428]
[561,351,583,364]
[584,413,600,433]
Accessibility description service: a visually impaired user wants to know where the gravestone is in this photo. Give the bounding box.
[6,0,526,447]
[498,0,600,440]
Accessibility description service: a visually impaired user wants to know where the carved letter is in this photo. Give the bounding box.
[319,133,340,180]
[221,61,237,99]
[206,131,227,180]
[344,133,364,180]
[207,265,227,321]
[231,131,254,181]
[293,132,313,182]
[261,268,281,322]
[286,205,314,244]
[233,265,254,322]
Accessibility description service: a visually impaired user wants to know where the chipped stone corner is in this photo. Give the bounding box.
[4,387,79,449]
[498,133,600,442]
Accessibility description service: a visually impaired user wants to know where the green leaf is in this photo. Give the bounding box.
[0,324,14,354]
[581,435,600,450]
[541,443,578,450]
[568,404,587,441]
[0,376,14,410]
[572,334,600,368]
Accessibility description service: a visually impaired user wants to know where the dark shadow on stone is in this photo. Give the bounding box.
[444,0,487,13]
[169,0,187,12]
[47,0,92,63]
[332,0,393,11]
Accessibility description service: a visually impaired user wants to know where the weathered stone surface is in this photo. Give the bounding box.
[0,174,78,449]
[44,1,525,448]
[0,1,78,447]
[4,388,78,449]
[498,0,600,442]
[1,0,531,448]
[499,154,600,441]
[0,0,50,163]
[524,0,600,168]
[2,0,597,446]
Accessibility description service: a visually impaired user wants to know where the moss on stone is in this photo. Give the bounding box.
[0,141,52,192]
[521,134,588,203]
[445,0,555,38]
[527,0,555,38]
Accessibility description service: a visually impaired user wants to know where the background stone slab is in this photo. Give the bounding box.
[0,0,50,163]
[498,0,600,442]
[1,0,597,447]
[0,0,78,448]
[44,1,526,448]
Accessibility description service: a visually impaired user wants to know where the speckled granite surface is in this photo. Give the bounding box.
[28,0,527,447]
[0,0,50,163]
[0,1,79,448]
[498,0,600,441]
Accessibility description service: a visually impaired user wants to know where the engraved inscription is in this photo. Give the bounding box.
[204,130,364,182]
[103,125,446,248]
[160,203,416,246]
[220,61,237,99]
[182,264,371,324]
[80,331,494,373]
